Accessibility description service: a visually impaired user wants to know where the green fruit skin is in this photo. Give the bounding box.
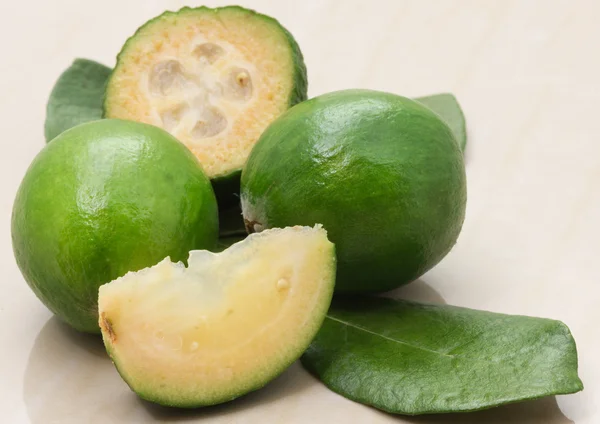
[241,89,467,293]
[12,119,218,333]
[103,5,308,209]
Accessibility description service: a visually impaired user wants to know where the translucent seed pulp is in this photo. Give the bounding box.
[160,104,189,131]
[145,40,255,141]
[149,60,189,95]
[193,43,225,64]
[192,107,228,139]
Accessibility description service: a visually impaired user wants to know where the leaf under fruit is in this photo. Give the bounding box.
[45,59,111,142]
[416,93,467,151]
[302,297,582,415]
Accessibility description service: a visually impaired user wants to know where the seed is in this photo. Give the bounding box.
[277,278,290,290]
[224,67,253,101]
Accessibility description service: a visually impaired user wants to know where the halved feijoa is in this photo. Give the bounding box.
[98,225,335,407]
[104,6,307,206]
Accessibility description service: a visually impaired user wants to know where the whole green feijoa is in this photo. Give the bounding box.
[241,89,466,293]
[12,119,218,333]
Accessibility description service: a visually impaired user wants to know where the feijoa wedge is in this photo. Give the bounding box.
[98,225,335,407]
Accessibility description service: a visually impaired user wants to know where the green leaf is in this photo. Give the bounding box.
[301,297,582,415]
[44,59,112,142]
[415,93,467,151]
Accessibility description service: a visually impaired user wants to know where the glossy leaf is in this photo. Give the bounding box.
[302,297,582,415]
[416,93,467,151]
[45,58,111,142]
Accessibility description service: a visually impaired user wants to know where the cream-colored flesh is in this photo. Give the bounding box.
[98,225,335,406]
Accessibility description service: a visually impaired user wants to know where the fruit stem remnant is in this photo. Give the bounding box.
[244,218,264,234]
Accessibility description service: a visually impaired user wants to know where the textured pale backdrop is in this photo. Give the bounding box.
[1,0,598,423]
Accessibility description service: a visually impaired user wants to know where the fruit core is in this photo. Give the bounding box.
[144,38,256,145]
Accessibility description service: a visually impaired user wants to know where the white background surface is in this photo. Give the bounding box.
[1,0,599,422]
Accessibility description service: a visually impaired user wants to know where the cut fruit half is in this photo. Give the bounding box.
[98,225,335,407]
[103,6,307,205]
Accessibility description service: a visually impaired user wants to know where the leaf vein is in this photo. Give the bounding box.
[326,315,454,358]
